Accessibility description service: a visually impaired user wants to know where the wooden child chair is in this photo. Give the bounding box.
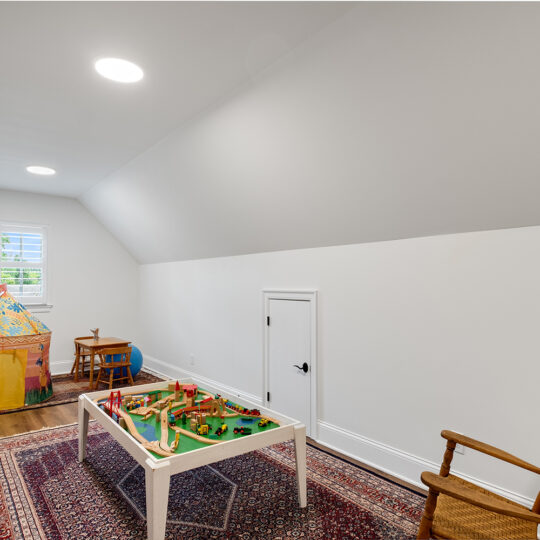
[93,346,134,390]
[418,430,540,539]
[70,336,93,379]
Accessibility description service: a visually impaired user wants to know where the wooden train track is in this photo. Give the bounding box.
[95,385,280,456]
[169,425,221,445]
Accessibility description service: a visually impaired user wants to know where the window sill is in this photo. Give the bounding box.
[25,304,53,313]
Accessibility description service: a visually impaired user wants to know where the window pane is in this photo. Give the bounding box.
[0,267,42,298]
[1,227,45,303]
[1,232,42,263]
[1,233,21,261]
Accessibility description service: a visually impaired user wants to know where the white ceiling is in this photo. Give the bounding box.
[0,1,351,197]
[80,3,540,263]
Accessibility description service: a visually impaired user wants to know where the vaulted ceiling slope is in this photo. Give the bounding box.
[81,3,540,263]
[0,1,350,196]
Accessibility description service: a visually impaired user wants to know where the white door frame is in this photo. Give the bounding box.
[263,289,318,438]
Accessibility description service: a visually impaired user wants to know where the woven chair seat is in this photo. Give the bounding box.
[432,475,538,540]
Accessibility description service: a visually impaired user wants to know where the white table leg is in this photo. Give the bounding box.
[293,424,307,507]
[78,396,89,462]
[145,458,171,540]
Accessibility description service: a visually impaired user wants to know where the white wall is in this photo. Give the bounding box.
[139,225,540,504]
[0,189,139,373]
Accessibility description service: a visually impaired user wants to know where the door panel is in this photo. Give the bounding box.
[267,299,311,431]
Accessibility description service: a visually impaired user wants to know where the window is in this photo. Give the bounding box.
[0,224,47,305]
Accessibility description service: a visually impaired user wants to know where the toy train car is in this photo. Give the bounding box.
[225,400,261,416]
[233,426,252,435]
[215,424,228,436]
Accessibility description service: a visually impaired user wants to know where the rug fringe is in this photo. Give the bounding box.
[0,421,81,440]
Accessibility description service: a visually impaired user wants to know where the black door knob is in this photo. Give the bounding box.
[293,362,309,373]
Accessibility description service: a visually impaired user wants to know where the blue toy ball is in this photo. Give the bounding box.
[105,345,143,378]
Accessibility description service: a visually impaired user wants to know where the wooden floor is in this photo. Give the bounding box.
[0,402,78,437]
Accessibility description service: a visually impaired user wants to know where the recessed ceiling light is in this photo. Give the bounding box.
[95,58,144,83]
[26,165,56,176]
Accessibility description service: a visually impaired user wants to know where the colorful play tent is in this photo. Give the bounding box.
[0,284,53,410]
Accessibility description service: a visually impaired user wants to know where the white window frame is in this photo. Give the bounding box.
[0,222,49,308]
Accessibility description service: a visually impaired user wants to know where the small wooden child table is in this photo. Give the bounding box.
[78,379,307,540]
[73,336,131,389]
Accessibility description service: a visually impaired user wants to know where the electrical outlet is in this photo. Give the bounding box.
[189,354,195,366]
[455,443,465,455]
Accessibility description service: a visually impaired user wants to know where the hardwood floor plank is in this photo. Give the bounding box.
[0,402,78,437]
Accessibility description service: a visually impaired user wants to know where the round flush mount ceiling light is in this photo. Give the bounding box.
[94,57,144,83]
[26,165,56,176]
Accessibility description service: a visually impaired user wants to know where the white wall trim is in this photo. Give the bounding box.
[317,420,535,508]
[50,360,73,375]
[26,304,54,313]
[143,354,263,406]
[262,289,318,438]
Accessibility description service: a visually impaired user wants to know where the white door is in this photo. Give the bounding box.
[267,298,311,433]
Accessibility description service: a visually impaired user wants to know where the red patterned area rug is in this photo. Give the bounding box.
[0,424,425,539]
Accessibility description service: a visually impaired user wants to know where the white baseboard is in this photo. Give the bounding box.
[143,354,263,406]
[317,420,534,507]
[50,360,73,375]
[50,359,161,378]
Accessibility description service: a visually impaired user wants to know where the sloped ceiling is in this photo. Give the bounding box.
[81,3,540,263]
[0,1,351,196]
[5,3,540,264]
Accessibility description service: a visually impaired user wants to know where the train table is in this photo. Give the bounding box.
[78,378,307,540]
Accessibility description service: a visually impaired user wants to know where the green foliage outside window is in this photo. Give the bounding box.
[0,233,42,288]
[1,234,9,261]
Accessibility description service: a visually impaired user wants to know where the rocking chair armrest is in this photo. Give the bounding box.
[441,430,540,475]
[421,472,540,523]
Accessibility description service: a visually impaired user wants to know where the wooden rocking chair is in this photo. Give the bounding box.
[418,430,540,539]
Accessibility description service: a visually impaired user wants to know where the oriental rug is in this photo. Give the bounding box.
[0,371,164,414]
[0,424,425,539]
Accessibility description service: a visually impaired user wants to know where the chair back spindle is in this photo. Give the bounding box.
[70,336,94,378]
[532,491,540,514]
[439,440,456,477]
[93,346,134,390]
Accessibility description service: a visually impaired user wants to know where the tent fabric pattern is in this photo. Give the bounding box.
[0,285,52,410]
[0,290,49,336]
